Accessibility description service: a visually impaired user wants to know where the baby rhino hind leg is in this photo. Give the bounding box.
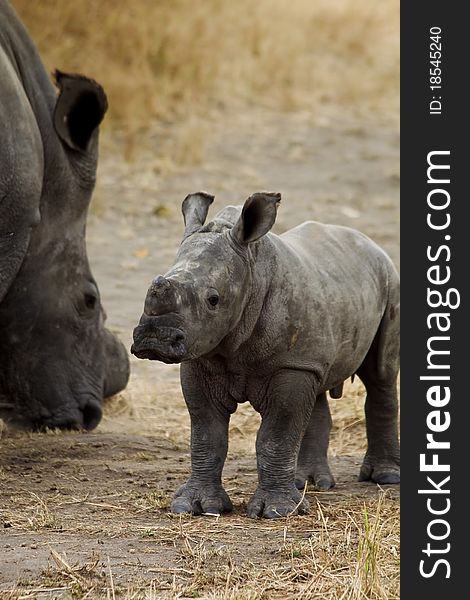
[295,393,335,491]
[357,296,400,485]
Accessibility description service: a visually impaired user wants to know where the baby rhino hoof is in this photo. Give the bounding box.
[171,480,233,516]
[295,469,335,491]
[247,487,309,519]
[359,457,400,485]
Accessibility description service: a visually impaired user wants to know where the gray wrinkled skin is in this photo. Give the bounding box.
[0,1,129,431]
[132,191,400,519]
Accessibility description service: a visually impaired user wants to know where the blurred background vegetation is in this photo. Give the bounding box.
[13,0,399,137]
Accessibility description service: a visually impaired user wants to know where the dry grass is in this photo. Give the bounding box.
[13,0,399,140]
[2,492,60,531]
[1,383,399,599]
[1,492,399,599]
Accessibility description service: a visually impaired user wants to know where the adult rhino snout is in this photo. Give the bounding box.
[144,276,179,317]
[78,399,103,431]
[9,399,103,432]
[103,329,130,399]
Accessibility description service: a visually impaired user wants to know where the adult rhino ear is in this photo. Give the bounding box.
[231,192,281,245]
[181,192,215,239]
[53,70,108,152]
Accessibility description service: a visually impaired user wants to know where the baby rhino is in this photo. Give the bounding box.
[132,192,400,519]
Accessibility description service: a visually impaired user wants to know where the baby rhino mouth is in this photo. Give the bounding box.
[131,324,187,364]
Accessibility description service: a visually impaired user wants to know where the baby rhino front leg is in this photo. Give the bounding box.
[171,363,233,515]
[248,370,315,519]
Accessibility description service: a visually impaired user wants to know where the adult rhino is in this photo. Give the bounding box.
[0,0,129,430]
[132,192,400,519]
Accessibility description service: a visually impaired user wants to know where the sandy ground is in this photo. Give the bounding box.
[0,108,399,598]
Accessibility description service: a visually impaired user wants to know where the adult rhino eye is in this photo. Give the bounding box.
[84,292,97,310]
[78,281,100,315]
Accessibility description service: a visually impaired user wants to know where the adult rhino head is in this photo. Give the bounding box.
[0,2,129,430]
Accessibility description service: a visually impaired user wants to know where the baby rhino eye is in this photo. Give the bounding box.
[206,289,220,308]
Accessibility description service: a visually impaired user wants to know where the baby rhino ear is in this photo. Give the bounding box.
[231,192,281,245]
[181,191,215,239]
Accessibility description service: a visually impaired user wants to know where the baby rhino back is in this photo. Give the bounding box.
[275,220,398,392]
[282,220,395,282]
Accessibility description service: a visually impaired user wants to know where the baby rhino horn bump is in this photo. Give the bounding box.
[145,276,176,316]
[151,275,171,293]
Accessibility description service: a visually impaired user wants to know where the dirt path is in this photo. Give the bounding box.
[0,433,398,590]
[0,108,399,598]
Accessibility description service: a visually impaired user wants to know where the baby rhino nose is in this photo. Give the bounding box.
[145,276,177,316]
